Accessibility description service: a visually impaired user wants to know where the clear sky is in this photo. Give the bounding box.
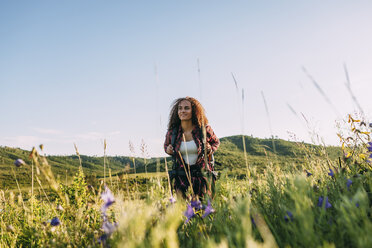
[1,1,371,157]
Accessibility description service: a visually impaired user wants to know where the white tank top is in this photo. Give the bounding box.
[179,140,198,165]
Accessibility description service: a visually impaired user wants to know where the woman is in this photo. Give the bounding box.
[164,97,220,198]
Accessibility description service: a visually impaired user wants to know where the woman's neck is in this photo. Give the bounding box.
[181,120,193,132]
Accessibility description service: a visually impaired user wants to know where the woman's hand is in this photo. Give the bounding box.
[166,144,174,155]
[206,143,212,154]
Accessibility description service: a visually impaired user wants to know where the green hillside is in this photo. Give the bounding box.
[0,136,342,189]
[140,135,342,174]
[213,135,341,174]
[0,146,146,189]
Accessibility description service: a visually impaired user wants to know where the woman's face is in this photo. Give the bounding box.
[178,100,192,121]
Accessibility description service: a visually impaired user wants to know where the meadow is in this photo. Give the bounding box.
[0,115,371,247]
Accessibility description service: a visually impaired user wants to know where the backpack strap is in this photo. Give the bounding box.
[171,127,177,148]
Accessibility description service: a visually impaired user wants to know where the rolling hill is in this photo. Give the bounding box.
[0,135,342,189]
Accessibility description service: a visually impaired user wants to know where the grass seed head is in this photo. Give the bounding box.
[6,225,15,233]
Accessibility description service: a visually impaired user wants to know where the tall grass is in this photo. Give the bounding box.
[0,114,371,247]
[231,73,250,180]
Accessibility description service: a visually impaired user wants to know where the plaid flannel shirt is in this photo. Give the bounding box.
[164,124,220,197]
[164,124,220,170]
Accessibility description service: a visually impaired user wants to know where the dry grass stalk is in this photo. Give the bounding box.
[164,157,173,197]
[177,151,194,196]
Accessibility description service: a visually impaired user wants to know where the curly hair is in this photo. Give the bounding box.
[167,97,209,130]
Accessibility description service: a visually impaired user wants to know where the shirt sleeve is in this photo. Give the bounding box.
[164,129,172,153]
[206,125,220,153]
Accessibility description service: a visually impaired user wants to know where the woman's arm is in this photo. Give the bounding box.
[164,129,172,153]
[206,125,220,153]
[164,129,175,155]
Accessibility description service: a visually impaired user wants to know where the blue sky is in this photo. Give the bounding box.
[1,1,371,156]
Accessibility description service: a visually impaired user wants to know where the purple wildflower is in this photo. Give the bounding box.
[169,196,176,204]
[50,217,61,226]
[325,198,332,209]
[98,234,108,244]
[367,142,372,152]
[328,169,335,178]
[318,196,332,209]
[346,179,352,190]
[98,186,117,245]
[305,170,312,177]
[184,204,195,223]
[102,221,117,235]
[98,221,117,245]
[101,186,115,213]
[202,200,215,218]
[367,142,372,163]
[191,199,202,211]
[251,217,256,227]
[369,123,372,128]
[14,159,25,167]
[284,211,294,222]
